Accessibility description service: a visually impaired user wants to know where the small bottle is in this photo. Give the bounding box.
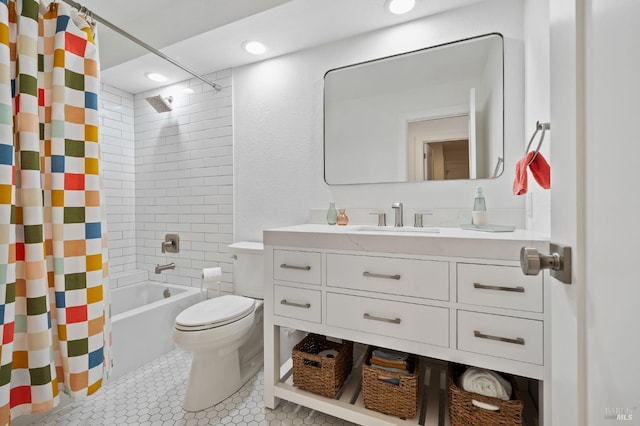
[472,186,488,226]
[326,202,338,225]
[337,209,349,226]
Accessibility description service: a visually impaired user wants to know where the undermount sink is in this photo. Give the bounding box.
[352,226,440,234]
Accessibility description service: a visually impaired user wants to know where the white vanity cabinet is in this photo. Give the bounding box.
[263,224,549,426]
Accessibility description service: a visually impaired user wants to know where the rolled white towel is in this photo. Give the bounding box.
[459,367,512,401]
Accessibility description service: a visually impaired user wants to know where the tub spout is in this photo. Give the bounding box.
[155,263,176,274]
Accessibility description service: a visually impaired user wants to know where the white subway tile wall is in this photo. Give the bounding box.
[134,71,234,293]
[100,84,136,277]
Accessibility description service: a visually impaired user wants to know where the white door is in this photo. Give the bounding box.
[548,2,584,424]
[549,1,640,425]
[582,0,640,424]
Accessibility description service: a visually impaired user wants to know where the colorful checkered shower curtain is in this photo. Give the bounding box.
[0,1,111,423]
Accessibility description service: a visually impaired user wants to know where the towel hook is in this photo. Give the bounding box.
[526,121,551,166]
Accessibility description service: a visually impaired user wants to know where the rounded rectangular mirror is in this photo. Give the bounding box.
[324,33,504,185]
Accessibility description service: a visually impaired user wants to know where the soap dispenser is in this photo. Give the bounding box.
[472,186,488,226]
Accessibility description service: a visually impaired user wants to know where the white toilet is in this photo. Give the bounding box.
[172,242,264,412]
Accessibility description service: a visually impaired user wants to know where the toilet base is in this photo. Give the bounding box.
[179,304,264,412]
[183,349,236,412]
[182,347,264,412]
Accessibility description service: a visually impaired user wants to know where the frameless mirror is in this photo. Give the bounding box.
[324,33,504,185]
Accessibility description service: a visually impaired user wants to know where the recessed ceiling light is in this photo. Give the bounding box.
[386,0,415,14]
[242,41,267,55]
[182,87,195,94]
[145,72,167,82]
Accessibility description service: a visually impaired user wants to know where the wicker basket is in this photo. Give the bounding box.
[292,334,353,398]
[448,364,523,426]
[362,347,419,419]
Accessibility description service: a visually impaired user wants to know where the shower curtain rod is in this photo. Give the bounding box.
[60,0,222,91]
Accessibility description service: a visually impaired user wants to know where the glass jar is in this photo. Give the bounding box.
[326,202,338,225]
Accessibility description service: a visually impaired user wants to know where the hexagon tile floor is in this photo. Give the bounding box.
[27,349,356,426]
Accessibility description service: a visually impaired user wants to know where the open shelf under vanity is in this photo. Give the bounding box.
[274,344,539,426]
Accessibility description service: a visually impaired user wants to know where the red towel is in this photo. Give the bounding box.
[529,152,551,189]
[513,152,551,195]
[513,153,531,195]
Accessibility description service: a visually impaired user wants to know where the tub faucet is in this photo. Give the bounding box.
[155,263,175,274]
[391,202,403,227]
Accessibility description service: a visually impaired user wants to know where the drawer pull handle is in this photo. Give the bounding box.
[474,330,525,345]
[473,283,525,293]
[363,313,401,324]
[280,264,311,271]
[280,299,311,309]
[363,271,401,280]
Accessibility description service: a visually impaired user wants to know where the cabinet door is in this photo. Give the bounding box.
[457,310,543,364]
[273,250,322,285]
[326,292,449,347]
[274,285,321,323]
[457,263,543,312]
[327,253,449,301]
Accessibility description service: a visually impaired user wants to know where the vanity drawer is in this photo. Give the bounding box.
[457,310,543,365]
[273,250,322,285]
[274,285,321,323]
[326,292,449,347]
[457,263,543,312]
[326,253,449,301]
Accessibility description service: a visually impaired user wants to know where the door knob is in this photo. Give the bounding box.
[520,248,559,275]
[520,243,572,284]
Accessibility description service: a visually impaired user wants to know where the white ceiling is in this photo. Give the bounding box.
[73,0,484,94]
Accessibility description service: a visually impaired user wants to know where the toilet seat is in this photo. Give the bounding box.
[175,295,255,332]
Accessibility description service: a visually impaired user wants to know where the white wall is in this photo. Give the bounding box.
[99,84,136,277]
[524,0,551,234]
[134,71,236,293]
[234,0,526,242]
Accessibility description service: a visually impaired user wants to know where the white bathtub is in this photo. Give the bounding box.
[110,282,201,380]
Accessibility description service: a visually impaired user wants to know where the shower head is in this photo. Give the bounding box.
[145,95,173,113]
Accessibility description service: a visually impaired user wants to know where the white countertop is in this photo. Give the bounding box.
[265,223,548,240]
[263,224,549,261]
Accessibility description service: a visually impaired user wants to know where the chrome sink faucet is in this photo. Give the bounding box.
[391,202,403,227]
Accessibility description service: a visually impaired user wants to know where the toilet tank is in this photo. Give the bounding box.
[229,242,264,299]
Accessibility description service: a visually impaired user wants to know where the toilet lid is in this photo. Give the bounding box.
[175,295,255,331]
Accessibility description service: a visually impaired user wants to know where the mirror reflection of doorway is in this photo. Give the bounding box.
[408,114,472,181]
[424,139,470,180]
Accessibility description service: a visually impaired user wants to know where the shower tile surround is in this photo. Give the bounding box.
[99,84,136,277]
[134,70,234,292]
[99,70,235,293]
